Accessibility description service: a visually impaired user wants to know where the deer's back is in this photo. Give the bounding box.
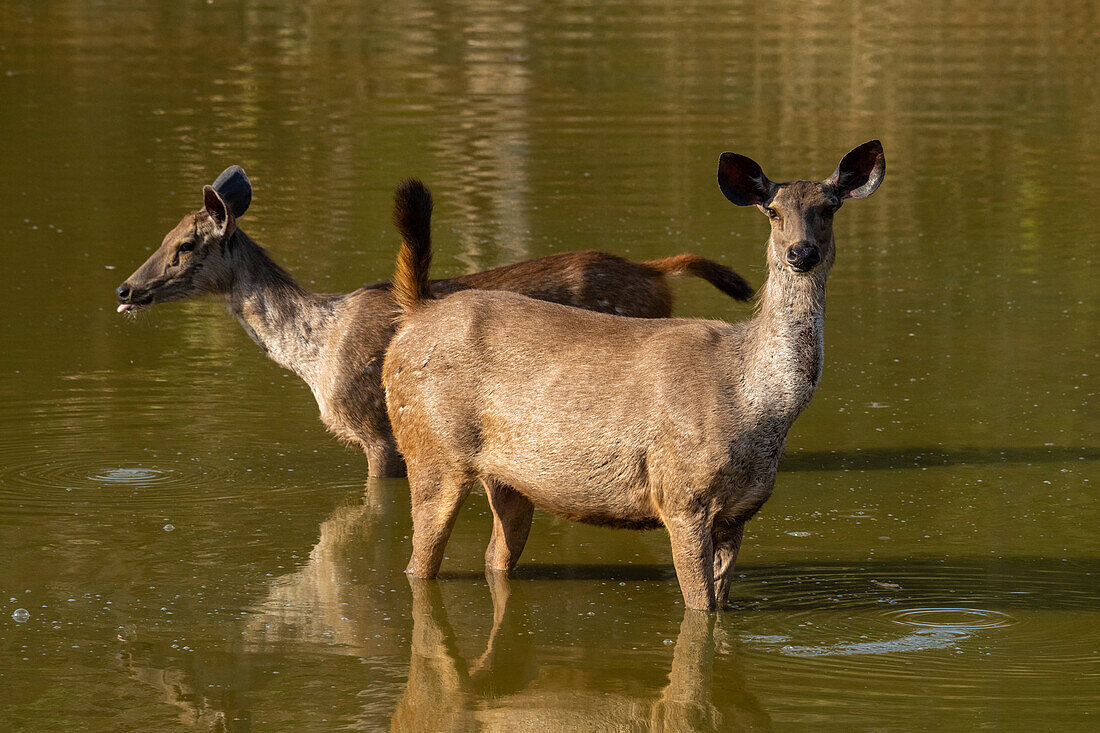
[450,250,674,318]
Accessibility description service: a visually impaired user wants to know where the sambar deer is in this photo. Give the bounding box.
[383,141,885,610]
[115,167,753,476]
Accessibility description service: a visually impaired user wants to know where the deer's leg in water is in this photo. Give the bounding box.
[405,464,472,578]
[365,439,406,478]
[712,520,745,608]
[662,507,717,611]
[483,479,534,572]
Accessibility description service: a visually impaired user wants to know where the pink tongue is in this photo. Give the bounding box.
[117,303,132,313]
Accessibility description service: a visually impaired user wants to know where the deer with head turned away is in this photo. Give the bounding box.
[383,141,885,611]
[115,167,754,477]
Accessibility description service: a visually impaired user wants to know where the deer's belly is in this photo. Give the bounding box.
[477,441,661,530]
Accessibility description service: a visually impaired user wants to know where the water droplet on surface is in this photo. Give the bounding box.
[12,608,30,622]
[93,467,165,483]
[163,523,175,532]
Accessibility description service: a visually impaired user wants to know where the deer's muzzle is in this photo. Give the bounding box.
[116,282,154,313]
[785,242,821,273]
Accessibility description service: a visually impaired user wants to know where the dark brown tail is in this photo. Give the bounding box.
[392,178,435,314]
[642,254,754,301]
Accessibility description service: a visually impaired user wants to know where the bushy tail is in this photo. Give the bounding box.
[643,253,754,301]
[391,178,435,314]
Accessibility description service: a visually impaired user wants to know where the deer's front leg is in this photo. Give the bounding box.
[662,509,717,612]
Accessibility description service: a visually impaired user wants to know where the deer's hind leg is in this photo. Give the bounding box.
[405,462,473,578]
[711,520,745,608]
[360,395,406,478]
[365,438,406,478]
[483,478,534,572]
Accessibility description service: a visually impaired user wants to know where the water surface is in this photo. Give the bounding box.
[0,1,1097,730]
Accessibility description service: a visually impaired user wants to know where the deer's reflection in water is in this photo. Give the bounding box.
[122,480,404,732]
[245,479,404,652]
[124,655,251,732]
[392,573,772,732]
[123,481,770,731]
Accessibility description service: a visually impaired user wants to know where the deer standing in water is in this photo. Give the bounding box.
[383,141,885,610]
[115,167,753,476]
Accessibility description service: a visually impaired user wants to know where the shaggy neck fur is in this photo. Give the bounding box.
[222,230,339,389]
[741,255,828,422]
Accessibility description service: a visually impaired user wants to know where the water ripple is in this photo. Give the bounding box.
[726,562,1097,692]
[887,607,1014,630]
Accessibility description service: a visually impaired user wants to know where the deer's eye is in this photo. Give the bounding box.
[178,241,196,254]
[764,207,780,220]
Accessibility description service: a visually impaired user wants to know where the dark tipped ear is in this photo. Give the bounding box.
[717,152,777,206]
[203,185,235,236]
[828,140,885,199]
[211,165,252,218]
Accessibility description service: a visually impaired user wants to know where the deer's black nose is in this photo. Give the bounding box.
[786,242,820,272]
[116,283,131,301]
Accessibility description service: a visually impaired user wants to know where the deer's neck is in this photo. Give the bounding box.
[223,232,340,387]
[742,266,828,422]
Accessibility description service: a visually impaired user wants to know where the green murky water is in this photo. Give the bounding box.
[1,1,1097,729]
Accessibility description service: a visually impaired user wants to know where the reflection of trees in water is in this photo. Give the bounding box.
[24,0,1097,273]
[425,1,534,273]
[391,574,773,732]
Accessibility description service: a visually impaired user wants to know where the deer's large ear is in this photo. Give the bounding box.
[828,140,885,199]
[211,165,252,218]
[717,153,777,206]
[203,185,235,236]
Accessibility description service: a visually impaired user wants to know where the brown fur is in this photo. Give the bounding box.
[391,179,435,314]
[643,253,754,302]
[116,169,755,477]
[383,141,885,610]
